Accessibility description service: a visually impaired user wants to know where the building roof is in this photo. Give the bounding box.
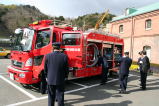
[111,2,159,22]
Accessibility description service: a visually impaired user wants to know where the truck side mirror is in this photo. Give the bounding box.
[10,35,13,42]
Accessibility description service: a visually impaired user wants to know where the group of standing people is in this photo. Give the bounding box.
[118,51,150,94]
[98,51,132,92]
[44,42,150,106]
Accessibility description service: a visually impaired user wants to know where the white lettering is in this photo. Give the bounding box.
[65,48,80,51]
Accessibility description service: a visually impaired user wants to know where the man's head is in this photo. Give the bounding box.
[52,42,61,50]
[138,51,142,56]
[142,51,147,55]
[124,52,129,57]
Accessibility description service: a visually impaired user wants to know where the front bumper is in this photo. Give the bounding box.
[8,66,40,84]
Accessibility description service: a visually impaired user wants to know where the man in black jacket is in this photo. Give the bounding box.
[44,42,69,106]
[98,54,109,85]
[119,52,132,93]
[140,51,150,90]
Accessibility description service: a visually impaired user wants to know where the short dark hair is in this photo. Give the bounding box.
[124,52,129,55]
[52,42,61,50]
[138,51,142,55]
[142,51,147,55]
[53,46,60,50]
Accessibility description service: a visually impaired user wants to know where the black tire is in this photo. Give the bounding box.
[39,71,47,94]
[20,83,31,89]
[108,71,113,77]
[4,54,10,59]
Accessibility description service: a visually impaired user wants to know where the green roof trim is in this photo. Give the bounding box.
[111,2,159,22]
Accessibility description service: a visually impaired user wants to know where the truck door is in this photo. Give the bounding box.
[62,33,82,68]
[32,28,52,78]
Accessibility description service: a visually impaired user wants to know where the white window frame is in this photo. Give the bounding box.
[145,19,152,30]
[119,25,124,33]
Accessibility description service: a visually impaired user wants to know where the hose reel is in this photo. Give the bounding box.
[86,43,99,67]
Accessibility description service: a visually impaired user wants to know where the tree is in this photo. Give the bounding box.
[58,16,65,21]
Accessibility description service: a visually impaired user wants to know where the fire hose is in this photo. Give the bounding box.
[86,43,99,67]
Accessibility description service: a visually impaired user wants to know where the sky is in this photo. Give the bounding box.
[0,0,159,18]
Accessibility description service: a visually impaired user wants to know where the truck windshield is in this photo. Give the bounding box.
[13,28,34,51]
[62,33,81,45]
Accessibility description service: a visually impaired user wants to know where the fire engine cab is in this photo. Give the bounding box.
[8,20,124,87]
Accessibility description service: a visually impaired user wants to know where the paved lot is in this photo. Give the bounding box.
[0,58,159,106]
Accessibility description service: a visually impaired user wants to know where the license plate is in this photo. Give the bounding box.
[10,73,14,80]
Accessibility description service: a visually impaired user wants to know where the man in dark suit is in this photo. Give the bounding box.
[44,42,69,106]
[140,51,150,90]
[98,54,109,85]
[119,52,132,93]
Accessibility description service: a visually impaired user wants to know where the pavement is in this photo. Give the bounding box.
[0,57,159,106]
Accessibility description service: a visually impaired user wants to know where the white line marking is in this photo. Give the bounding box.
[0,75,37,99]
[7,96,48,106]
[7,74,137,106]
[70,82,88,87]
[6,77,123,106]
[129,74,136,77]
[65,78,119,94]
[0,73,8,75]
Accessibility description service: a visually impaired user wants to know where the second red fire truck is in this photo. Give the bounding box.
[8,20,124,89]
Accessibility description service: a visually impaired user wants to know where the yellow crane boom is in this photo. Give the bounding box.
[95,10,109,30]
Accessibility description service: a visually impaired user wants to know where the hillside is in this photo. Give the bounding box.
[0,4,50,38]
[0,4,115,39]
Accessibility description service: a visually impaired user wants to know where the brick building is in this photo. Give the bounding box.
[108,3,159,64]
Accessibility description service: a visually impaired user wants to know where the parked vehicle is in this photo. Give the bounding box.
[8,20,124,89]
[0,47,10,58]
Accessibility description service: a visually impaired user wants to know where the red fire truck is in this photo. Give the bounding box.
[8,20,124,87]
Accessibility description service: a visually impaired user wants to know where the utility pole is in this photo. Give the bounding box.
[83,20,86,31]
[53,17,56,25]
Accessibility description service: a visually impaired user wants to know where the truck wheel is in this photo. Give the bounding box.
[5,54,11,59]
[20,83,31,89]
[39,81,47,94]
[39,71,47,94]
[108,71,113,77]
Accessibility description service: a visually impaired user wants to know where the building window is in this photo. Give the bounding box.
[145,19,152,30]
[119,25,123,33]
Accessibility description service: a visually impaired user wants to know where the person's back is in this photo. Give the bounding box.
[119,52,132,93]
[45,51,68,85]
[98,54,109,85]
[119,56,132,75]
[142,55,150,73]
[103,56,108,69]
[44,42,68,106]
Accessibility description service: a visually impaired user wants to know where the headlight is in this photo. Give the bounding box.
[25,58,33,66]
